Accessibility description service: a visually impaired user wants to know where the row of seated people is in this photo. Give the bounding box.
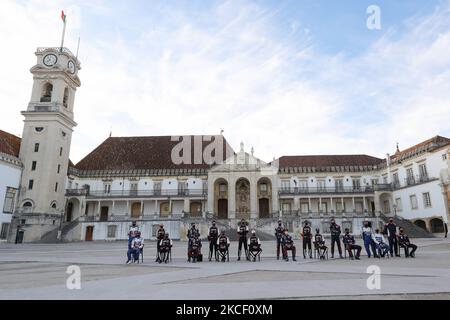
[125,219,418,264]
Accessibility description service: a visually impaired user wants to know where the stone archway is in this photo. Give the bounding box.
[236,178,250,219]
[430,218,445,233]
[257,177,272,218]
[66,198,80,222]
[414,219,427,231]
[214,178,228,219]
[379,193,393,214]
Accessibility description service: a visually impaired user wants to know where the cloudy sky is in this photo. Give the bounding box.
[1,0,450,163]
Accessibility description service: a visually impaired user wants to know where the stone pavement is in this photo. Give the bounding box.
[0,238,449,300]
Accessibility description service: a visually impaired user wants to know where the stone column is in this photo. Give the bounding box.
[183,198,190,216]
[228,177,236,219]
[250,177,258,219]
[111,200,115,217]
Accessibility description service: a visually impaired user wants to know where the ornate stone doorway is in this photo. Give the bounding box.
[236,178,250,219]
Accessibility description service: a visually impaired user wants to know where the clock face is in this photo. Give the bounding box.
[67,60,76,74]
[43,54,57,67]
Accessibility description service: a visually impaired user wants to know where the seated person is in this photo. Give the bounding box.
[342,228,362,260]
[128,221,139,249]
[217,231,230,262]
[281,229,297,262]
[188,234,202,263]
[126,231,144,264]
[398,228,417,258]
[313,228,328,259]
[158,232,173,263]
[248,230,262,261]
[372,229,390,258]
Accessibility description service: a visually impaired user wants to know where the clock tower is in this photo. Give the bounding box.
[9,47,81,243]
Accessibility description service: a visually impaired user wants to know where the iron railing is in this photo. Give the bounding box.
[66,189,208,199]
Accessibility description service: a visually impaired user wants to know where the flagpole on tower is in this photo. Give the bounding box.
[60,10,67,52]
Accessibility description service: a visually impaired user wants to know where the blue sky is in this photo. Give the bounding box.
[1,0,450,163]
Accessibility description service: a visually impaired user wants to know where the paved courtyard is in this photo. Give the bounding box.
[1,238,450,300]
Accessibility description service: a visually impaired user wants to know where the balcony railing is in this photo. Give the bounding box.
[278,186,376,195]
[405,174,432,187]
[67,189,208,199]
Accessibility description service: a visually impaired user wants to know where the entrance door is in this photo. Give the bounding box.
[218,199,228,219]
[16,230,24,244]
[85,226,94,241]
[66,202,73,222]
[100,207,109,222]
[131,203,141,218]
[259,198,270,218]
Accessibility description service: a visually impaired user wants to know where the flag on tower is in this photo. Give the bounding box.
[61,10,67,23]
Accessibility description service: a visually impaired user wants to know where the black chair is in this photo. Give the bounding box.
[313,242,328,260]
[344,243,358,259]
[158,246,172,264]
[216,245,230,262]
[131,245,144,264]
[248,246,262,262]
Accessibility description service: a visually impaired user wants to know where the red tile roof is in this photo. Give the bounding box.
[277,154,383,168]
[392,135,450,161]
[75,135,234,171]
[0,129,21,157]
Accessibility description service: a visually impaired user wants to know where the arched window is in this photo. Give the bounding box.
[23,201,33,207]
[51,202,57,209]
[40,83,53,102]
[63,87,69,108]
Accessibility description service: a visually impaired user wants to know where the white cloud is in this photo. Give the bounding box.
[0,1,449,165]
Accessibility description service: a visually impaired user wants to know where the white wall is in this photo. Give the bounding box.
[0,161,21,235]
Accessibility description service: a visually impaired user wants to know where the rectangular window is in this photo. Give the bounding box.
[410,195,418,210]
[335,179,344,191]
[131,183,138,196]
[336,201,345,213]
[3,187,17,213]
[31,161,37,171]
[319,202,327,213]
[355,202,364,213]
[281,180,290,192]
[34,143,39,152]
[0,223,10,240]
[423,192,432,208]
[28,180,34,190]
[406,167,415,185]
[59,147,63,156]
[317,180,326,191]
[393,173,400,187]
[55,182,58,192]
[299,180,308,191]
[282,203,291,213]
[104,183,111,194]
[154,182,162,195]
[300,203,309,213]
[107,225,117,238]
[443,154,448,161]
[395,198,403,212]
[352,178,361,190]
[57,164,61,174]
[259,183,268,192]
[419,164,428,181]
[178,181,186,195]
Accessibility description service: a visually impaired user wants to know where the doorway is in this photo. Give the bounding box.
[218,199,228,219]
[100,206,109,222]
[131,203,141,218]
[66,202,73,222]
[85,226,94,241]
[259,198,270,218]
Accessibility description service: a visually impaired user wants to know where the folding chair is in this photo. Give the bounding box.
[248,247,262,262]
[344,244,358,259]
[217,246,229,262]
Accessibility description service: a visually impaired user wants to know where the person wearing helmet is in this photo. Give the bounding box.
[342,228,361,260]
[281,229,297,261]
[128,221,139,250]
[217,230,230,262]
[383,218,400,257]
[313,228,327,259]
[188,232,202,263]
[330,218,343,259]
[301,221,313,259]
[237,219,250,261]
[187,223,200,262]
[372,229,390,258]
[248,230,262,262]
[127,231,144,264]
[159,232,173,263]
[398,228,417,258]
[362,221,378,258]
[208,220,219,261]
[274,220,284,260]
[155,224,165,263]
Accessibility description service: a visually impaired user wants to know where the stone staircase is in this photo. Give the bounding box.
[38,218,80,243]
[380,215,434,238]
